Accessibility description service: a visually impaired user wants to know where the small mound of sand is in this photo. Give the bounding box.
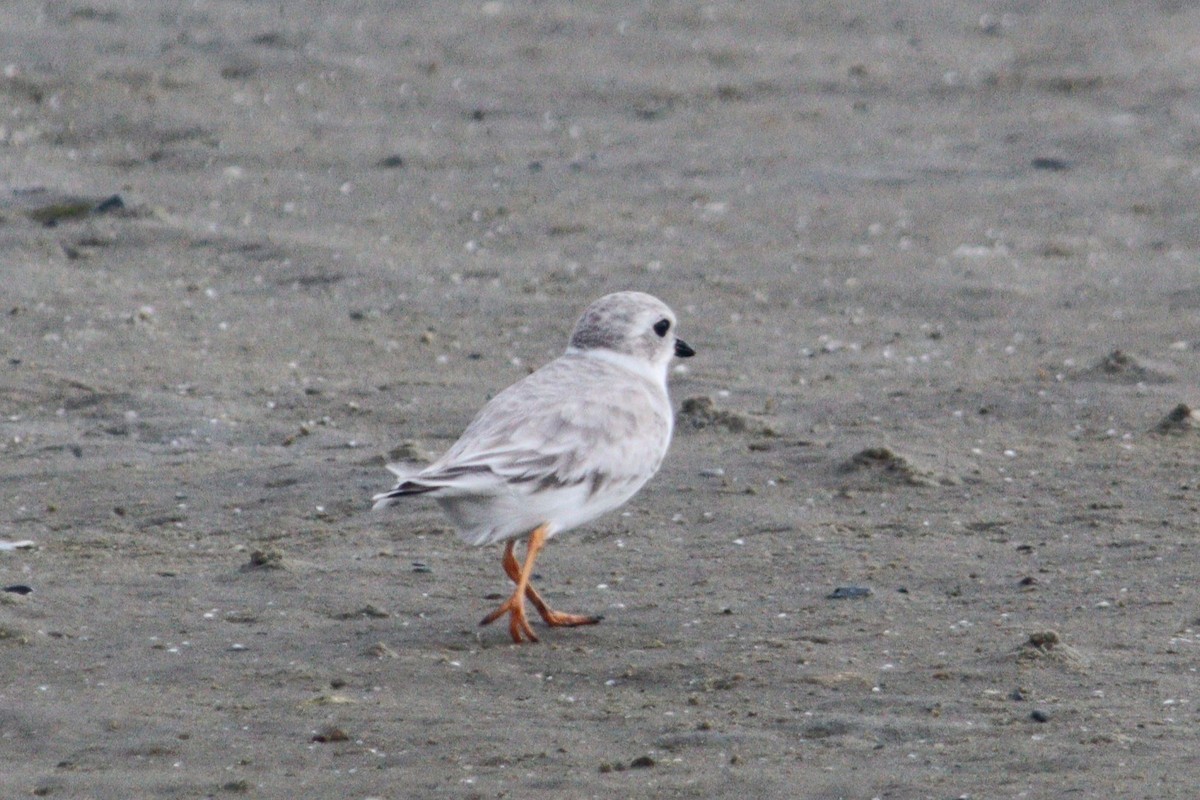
[387,440,431,464]
[678,396,775,436]
[837,446,959,487]
[1016,630,1088,670]
[240,548,287,572]
[1076,349,1175,384]
[1153,403,1200,435]
[0,627,31,645]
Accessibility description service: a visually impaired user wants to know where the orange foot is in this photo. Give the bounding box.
[479,588,539,643]
[479,523,602,644]
[500,537,602,628]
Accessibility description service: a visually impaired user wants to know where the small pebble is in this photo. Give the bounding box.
[94,194,125,213]
[3,585,33,595]
[1030,709,1050,723]
[1031,157,1070,171]
[828,586,872,600]
[311,725,349,743]
[629,755,656,769]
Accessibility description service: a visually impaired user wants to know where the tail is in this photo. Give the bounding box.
[371,461,437,510]
[372,482,438,510]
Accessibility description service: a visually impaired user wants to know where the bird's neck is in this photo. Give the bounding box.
[564,346,668,387]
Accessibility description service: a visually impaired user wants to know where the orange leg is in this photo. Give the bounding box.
[500,538,602,629]
[480,524,601,643]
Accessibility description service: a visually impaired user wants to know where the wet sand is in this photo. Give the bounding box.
[3,2,1200,797]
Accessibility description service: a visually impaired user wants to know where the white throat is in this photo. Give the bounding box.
[566,346,668,386]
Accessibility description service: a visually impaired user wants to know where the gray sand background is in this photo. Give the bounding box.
[3,1,1200,797]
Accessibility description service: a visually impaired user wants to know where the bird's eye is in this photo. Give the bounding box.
[653,319,671,337]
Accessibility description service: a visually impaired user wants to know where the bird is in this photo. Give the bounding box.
[373,291,695,643]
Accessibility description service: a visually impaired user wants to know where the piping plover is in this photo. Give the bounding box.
[373,291,694,643]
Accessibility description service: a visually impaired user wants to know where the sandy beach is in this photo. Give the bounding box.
[3,2,1200,797]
